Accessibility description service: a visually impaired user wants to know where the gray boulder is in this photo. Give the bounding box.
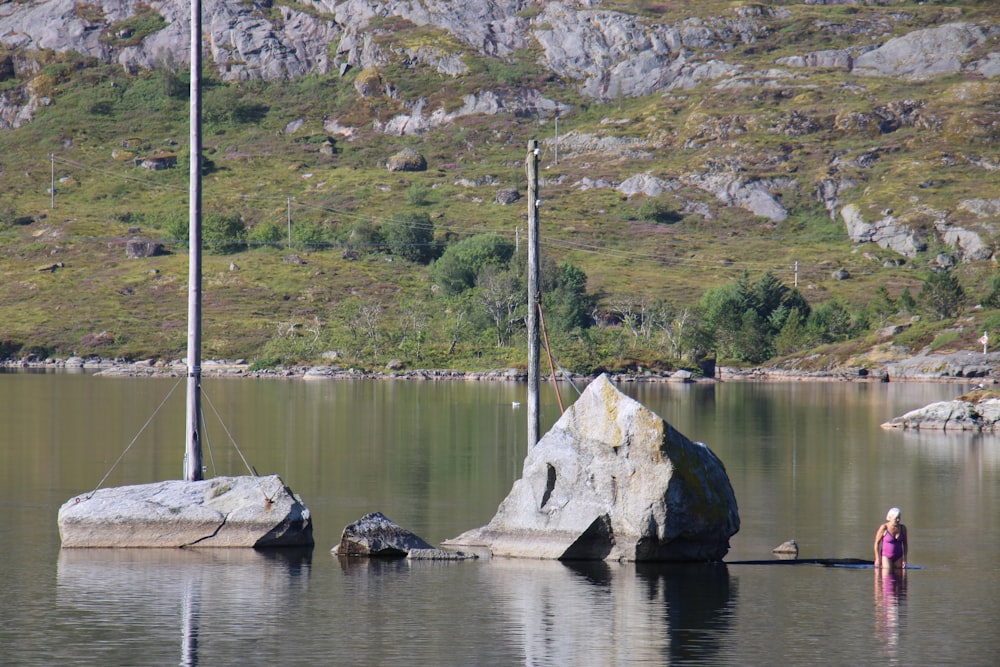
[495,188,520,205]
[333,511,475,559]
[58,474,313,548]
[444,374,739,561]
[386,147,427,172]
[125,238,164,259]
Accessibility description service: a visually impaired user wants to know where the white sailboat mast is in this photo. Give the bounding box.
[185,0,203,481]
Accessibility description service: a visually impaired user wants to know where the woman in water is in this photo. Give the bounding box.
[874,507,908,571]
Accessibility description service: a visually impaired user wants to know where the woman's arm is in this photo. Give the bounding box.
[873,524,886,565]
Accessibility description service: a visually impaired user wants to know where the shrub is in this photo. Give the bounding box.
[248,222,285,248]
[405,183,431,206]
[637,197,682,224]
[384,212,435,264]
[431,233,515,295]
[345,219,384,254]
[0,202,17,226]
[982,275,1000,308]
[292,222,331,249]
[919,270,964,320]
[203,84,268,125]
[929,331,961,351]
[0,339,23,360]
[203,212,246,253]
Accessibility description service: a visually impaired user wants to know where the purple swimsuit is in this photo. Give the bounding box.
[882,528,903,560]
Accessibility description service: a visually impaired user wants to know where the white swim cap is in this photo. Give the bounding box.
[886,507,901,521]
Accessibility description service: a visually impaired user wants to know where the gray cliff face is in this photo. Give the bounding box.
[8,2,995,94]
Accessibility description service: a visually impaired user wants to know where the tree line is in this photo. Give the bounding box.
[131,207,997,373]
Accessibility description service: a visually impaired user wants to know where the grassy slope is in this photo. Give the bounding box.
[1,0,998,369]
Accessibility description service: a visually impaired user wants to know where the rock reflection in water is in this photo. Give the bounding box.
[477,559,735,665]
[56,548,312,666]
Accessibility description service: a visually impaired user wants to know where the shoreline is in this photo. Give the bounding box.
[2,354,997,385]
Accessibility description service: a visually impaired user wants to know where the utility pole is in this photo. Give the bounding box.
[50,153,55,209]
[794,260,799,288]
[554,107,560,166]
[526,140,540,448]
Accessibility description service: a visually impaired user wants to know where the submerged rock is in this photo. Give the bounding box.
[444,374,739,561]
[58,475,313,548]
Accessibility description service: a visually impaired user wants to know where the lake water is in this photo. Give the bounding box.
[1,372,998,665]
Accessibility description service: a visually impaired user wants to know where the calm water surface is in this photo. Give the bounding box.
[1,373,998,665]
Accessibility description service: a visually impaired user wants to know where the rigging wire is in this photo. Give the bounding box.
[537,301,565,414]
[83,377,184,498]
[199,384,275,501]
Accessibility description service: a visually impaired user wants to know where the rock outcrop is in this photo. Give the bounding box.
[852,23,987,81]
[444,374,739,561]
[841,203,928,258]
[58,474,313,548]
[881,398,1000,431]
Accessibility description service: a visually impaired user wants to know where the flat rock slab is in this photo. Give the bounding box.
[58,475,313,548]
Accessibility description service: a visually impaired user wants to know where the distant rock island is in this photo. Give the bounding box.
[882,390,1000,432]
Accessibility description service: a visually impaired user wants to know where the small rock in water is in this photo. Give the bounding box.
[333,511,474,560]
[772,539,799,555]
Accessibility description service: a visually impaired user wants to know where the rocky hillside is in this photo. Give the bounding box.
[1,0,999,369]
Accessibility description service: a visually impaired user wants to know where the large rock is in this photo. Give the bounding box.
[125,238,164,259]
[444,374,739,561]
[385,147,427,172]
[58,474,313,547]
